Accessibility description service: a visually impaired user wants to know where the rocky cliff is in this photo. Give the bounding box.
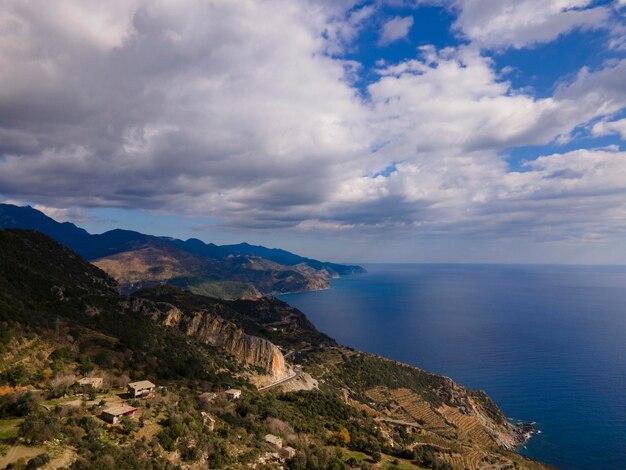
[136,285,337,351]
[163,306,288,378]
[123,298,289,378]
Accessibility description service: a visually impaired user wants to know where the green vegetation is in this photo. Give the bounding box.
[0,230,246,389]
[137,284,336,350]
[0,229,550,470]
[0,365,30,387]
[312,352,448,407]
[169,277,260,300]
[0,393,40,419]
[26,453,50,469]
[0,418,23,443]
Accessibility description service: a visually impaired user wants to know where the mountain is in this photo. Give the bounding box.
[0,203,364,297]
[0,229,291,377]
[91,244,332,297]
[0,203,92,250]
[177,240,363,277]
[0,229,550,469]
[0,204,170,259]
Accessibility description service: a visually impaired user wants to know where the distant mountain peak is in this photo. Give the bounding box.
[0,203,365,298]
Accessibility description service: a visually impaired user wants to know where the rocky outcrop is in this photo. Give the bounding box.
[292,263,332,291]
[170,308,287,378]
[123,298,289,378]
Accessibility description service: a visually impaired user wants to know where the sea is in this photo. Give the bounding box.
[278,264,626,470]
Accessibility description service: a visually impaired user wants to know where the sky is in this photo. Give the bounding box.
[2,0,626,264]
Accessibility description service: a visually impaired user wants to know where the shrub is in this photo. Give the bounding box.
[49,372,75,390]
[0,364,29,386]
[26,453,50,469]
[20,413,62,444]
[119,415,137,435]
[0,392,41,418]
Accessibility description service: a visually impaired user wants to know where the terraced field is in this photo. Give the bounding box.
[390,388,451,434]
[439,404,496,448]
[444,450,479,469]
[366,387,527,469]
[365,386,388,403]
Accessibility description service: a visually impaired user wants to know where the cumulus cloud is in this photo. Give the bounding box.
[1,0,626,246]
[0,0,371,220]
[318,46,626,235]
[450,0,610,49]
[369,46,626,153]
[608,1,626,49]
[378,15,414,45]
[592,118,626,138]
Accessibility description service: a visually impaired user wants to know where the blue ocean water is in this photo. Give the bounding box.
[278,264,626,470]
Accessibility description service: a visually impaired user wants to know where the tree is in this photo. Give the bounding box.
[119,415,137,435]
[338,427,351,445]
[49,372,75,390]
[0,364,29,386]
[26,453,50,469]
[20,413,62,444]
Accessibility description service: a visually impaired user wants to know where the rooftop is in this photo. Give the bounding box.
[102,404,137,416]
[128,380,155,389]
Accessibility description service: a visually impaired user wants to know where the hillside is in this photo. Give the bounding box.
[0,229,551,469]
[92,246,331,298]
[0,204,365,298]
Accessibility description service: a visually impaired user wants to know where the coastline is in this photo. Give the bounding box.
[268,268,367,297]
[513,420,541,447]
[277,270,543,455]
[269,285,331,297]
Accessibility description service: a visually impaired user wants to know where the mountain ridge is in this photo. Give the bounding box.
[0,203,365,297]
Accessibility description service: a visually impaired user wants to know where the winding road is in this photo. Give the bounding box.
[258,367,303,391]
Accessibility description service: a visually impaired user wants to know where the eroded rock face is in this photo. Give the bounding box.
[178,310,287,377]
[122,298,288,377]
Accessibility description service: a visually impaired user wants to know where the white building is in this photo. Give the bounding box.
[224,389,241,400]
[127,380,155,398]
[101,404,137,424]
[281,446,297,459]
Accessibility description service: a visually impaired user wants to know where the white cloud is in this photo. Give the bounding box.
[33,204,89,223]
[608,1,626,49]
[322,4,376,54]
[450,0,610,48]
[0,0,372,225]
[2,0,626,247]
[369,46,626,155]
[320,46,626,236]
[378,15,414,45]
[592,118,626,139]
